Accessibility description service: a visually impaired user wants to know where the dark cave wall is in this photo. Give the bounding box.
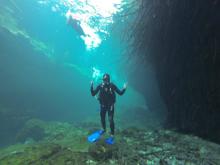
[131,0,220,140]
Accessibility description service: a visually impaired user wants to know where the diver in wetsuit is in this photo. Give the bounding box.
[90,73,127,138]
[67,15,85,36]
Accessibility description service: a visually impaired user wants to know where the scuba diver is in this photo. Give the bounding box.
[90,73,127,144]
[67,15,85,36]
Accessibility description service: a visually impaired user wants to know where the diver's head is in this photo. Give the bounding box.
[103,73,110,84]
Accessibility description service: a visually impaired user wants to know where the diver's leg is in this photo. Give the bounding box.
[100,105,107,132]
[108,105,115,135]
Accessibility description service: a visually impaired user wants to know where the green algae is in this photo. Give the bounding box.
[1,120,220,164]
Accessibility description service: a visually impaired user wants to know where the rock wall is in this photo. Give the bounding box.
[129,0,220,141]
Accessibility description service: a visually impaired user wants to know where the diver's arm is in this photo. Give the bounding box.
[113,83,126,95]
[90,82,100,96]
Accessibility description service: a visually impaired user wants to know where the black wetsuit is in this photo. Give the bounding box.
[91,82,126,135]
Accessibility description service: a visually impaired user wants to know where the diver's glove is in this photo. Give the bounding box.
[123,82,128,90]
[90,81,94,91]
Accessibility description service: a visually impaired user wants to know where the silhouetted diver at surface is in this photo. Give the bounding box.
[67,16,85,36]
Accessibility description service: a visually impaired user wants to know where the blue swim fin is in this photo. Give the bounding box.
[87,130,104,143]
[105,136,114,145]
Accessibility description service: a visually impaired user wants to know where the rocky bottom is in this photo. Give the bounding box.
[0,119,220,165]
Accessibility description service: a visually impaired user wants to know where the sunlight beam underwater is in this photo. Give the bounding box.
[38,0,125,50]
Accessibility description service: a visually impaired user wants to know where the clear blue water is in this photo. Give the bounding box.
[0,0,147,120]
[0,0,165,147]
[6,0,128,81]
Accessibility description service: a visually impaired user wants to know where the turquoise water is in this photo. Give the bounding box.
[0,0,165,147]
[1,1,220,164]
[2,0,127,77]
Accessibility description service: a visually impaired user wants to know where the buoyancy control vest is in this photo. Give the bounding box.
[98,83,116,106]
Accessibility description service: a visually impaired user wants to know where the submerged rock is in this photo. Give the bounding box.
[1,121,220,164]
[88,139,118,161]
[15,119,46,142]
[0,142,89,164]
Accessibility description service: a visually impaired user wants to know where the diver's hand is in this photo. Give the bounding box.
[91,81,94,87]
[123,83,128,90]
